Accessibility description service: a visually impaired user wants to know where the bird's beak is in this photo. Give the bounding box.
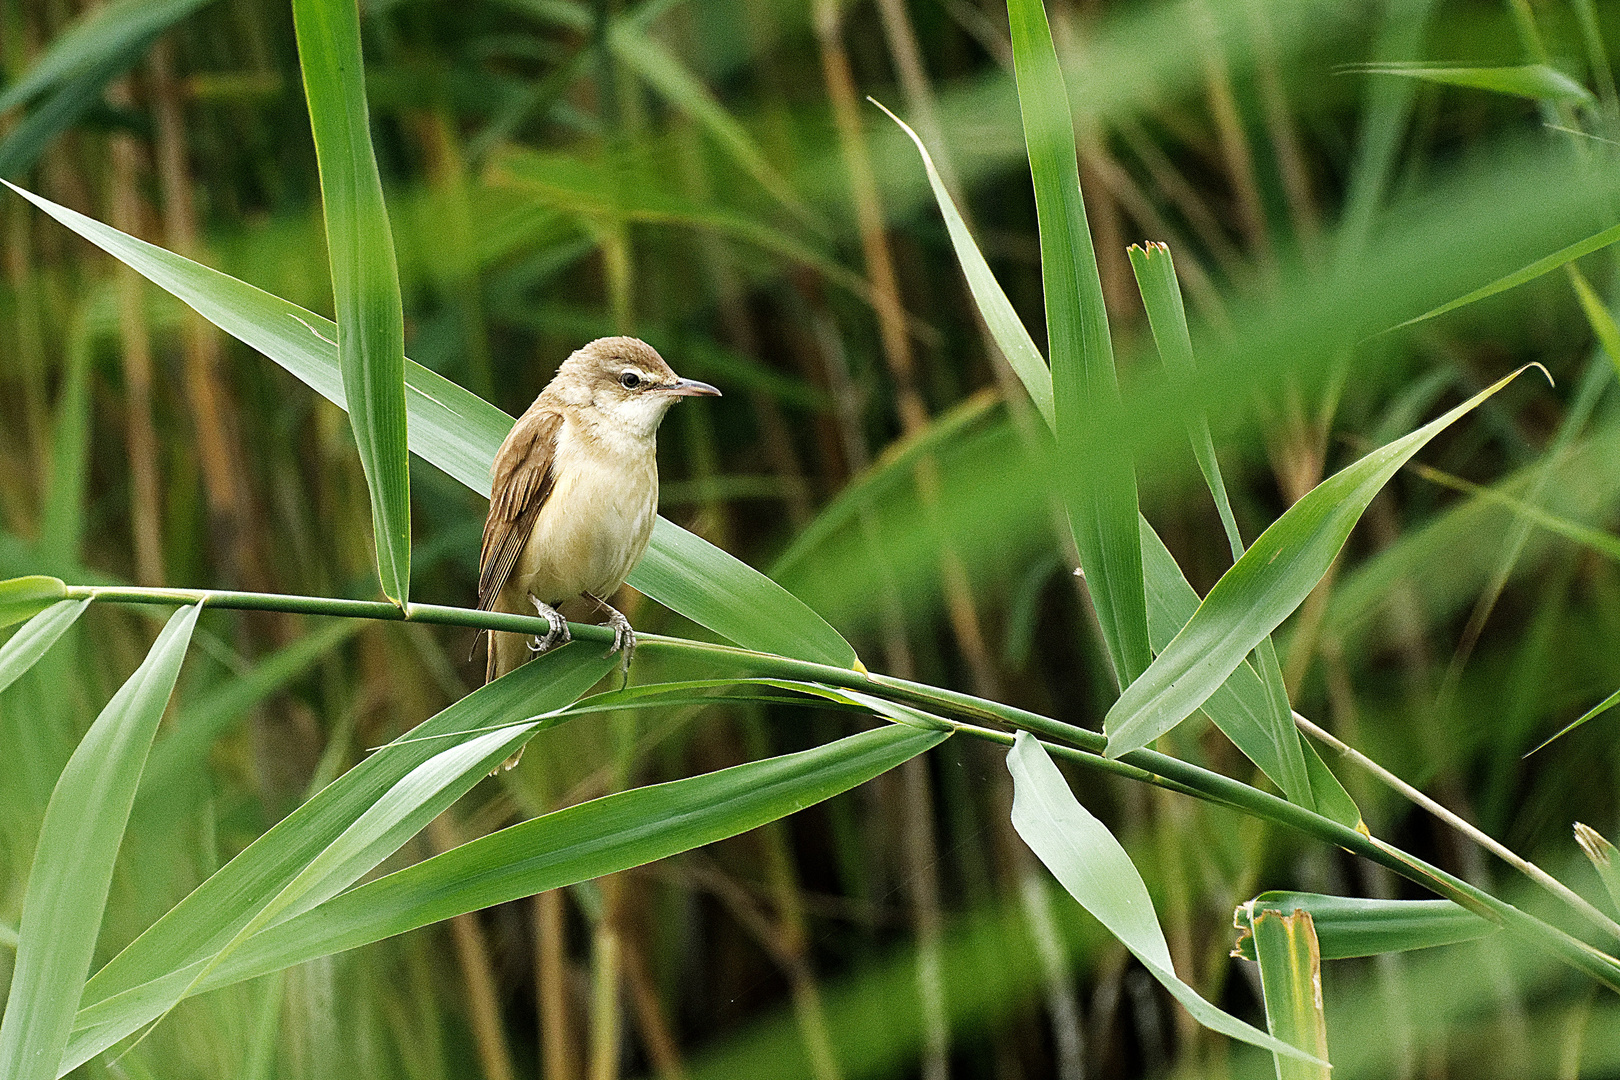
[661,377,721,398]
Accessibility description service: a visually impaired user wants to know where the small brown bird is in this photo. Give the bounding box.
[478,337,719,765]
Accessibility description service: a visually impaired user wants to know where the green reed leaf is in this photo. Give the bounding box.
[67,724,943,1063]
[0,603,199,1080]
[1007,0,1150,687]
[0,576,68,630]
[1232,892,1497,961]
[1106,366,1539,759]
[875,100,1054,427]
[1348,62,1593,104]
[64,643,615,1075]
[0,598,89,696]
[1396,220,1620,329]
[293,0,411,607]
[1007,733,1324,1064]
[1249,909,1332,1080]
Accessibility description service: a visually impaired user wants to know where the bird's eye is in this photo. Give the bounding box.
[620,371,641,389]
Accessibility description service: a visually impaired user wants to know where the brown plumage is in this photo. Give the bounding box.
[479,336,719,767]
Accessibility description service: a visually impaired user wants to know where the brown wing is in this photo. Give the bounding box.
[478,408,563,611]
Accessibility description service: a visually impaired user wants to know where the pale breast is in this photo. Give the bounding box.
[512,416,659,605]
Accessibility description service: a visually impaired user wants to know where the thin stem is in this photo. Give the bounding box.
[1293,710,1620,943]
[67,584,1620,990]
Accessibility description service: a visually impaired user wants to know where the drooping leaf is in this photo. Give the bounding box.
[1347,62,1594,104]
[1007,733,1324,1064]
[1249,909,1332,1080]
[1106,366,1538,758]
[1006,0,1150,687]
[0,181,857,669]
[293,0,412,606]
[1232,892,1497,961]
[66,724,944,1066]
[0,603,199,1080]
[875,100,1054,427]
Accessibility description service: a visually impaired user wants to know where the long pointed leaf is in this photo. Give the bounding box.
[0,181,856,669]
[1106,366,1537,758]
[1129,242,1313,809]
[293,0,411,606]
[1348,62,1593,104]
[73,642,616,1048]
[1006,0,1150,686]
[66,724,944,1067]
[1006,733,1323,1064]
[875,100,1053,427]
[0,576,68,629]
[0,598,91,696]
[0,603,199,1080]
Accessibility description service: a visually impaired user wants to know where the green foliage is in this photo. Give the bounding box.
[1,0,1619,1075]
[293,0,413,607]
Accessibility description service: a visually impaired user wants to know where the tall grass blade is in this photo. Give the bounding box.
[1105,366,1539,758]
[0,50,143,180]
[875,100,1054,427]
[0,598,90,696]
[1006,0,1150,686]
[0,181,856,668]
[1346,62,1594,104]
[1129,242,1313,810]
[1232,891,1497,960]
[0,603,199,1080]
[1524,685,1620,757]
[1396,220,1620,329]
[1248,909,1332,1079]
[293,0,412,606]
[66,724,944,1065]
[1006,733,1324,1063]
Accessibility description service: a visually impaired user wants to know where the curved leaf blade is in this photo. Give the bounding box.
[1106,366,1537,758]
[0,603,199,1080]
[0,0,212,114]
[0,598,90,696]
[0,181,857,669]
[1007,733,1323,1064]
[293,0,411,606]
[874,100,1053,427]
[67,724,945,1064]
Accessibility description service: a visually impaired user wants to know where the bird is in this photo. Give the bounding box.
[477,336,720,769]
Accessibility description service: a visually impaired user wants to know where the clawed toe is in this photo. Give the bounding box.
[527,596,571,653]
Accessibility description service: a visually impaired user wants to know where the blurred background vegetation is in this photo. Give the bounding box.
[3,0,1620,1076]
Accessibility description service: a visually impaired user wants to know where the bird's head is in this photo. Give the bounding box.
[558,336,720,439]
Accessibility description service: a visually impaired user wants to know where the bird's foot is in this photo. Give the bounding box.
[527,596,571,653]
[586,593,636,687]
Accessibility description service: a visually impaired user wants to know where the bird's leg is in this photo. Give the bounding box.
[527,595,572,653]
[583,591,635,684]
